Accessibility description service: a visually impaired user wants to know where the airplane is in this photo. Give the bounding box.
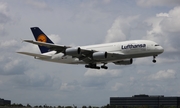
[17,27,164,69]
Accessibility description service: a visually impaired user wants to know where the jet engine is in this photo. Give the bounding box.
[113,58,133,65]
[93,52,107,60]
[65,47,81,55]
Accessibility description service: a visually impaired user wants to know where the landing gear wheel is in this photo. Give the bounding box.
[95,66,101,69]
[104,66,108,69]
[101,65,108,69]
[85,64,100,69]
[101,63,108,69]
[152,59,156,63]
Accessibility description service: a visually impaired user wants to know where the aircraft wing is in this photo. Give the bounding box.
[24,40,96,55]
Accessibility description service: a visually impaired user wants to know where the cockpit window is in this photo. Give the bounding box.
[155,44,159,46]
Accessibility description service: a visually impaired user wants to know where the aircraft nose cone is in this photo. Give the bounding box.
[159,46,164,53]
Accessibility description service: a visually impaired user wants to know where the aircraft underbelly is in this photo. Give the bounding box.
[37,51,161,65]
[98,51,160,63]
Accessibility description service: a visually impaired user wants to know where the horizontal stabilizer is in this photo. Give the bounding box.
[24,40,56,48]
[17,52,50,58]
[23,40,71,51]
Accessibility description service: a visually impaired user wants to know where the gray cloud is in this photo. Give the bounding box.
[0,39,30,75]
[104,15,139,43]
[0,57,28,75]
[10,71,59,90]
[136,0,180,7]
[25,0,52,11]
[147,69,176,80]
[82,77,109,89]
[0,2,11,35]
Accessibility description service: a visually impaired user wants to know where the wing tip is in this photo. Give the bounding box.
[23,40,33,42]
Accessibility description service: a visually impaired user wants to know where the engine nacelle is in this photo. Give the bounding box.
[114,59,133,65]
[93,52,107,60]
[65,47,81,55]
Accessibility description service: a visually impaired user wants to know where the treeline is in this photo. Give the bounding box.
[0,104,179,108]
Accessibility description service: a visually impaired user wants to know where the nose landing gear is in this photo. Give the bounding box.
[152,55,157,63]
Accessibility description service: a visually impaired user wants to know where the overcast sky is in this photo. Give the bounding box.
[0,0,180,107]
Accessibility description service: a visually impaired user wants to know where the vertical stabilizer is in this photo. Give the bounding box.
[30,27,54,53]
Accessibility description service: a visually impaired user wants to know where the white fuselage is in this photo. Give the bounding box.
[37,40,164,64]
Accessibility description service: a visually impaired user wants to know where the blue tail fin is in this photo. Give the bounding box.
[30,27,54,53]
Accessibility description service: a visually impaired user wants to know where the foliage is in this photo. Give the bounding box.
[0,103,179,108]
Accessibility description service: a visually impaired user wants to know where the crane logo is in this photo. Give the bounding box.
[37,34,47,42]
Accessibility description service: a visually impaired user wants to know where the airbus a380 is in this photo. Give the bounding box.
[17,27,164,69]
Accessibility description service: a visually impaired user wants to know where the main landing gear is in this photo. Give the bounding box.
[101,64,108,69]
[85,64,100,69]
[85,63,108,69]
[152,55,157,63]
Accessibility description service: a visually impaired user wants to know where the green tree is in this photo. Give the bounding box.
[27,103,32,107]
[82,106,87,108]
[65,106,73,108]
[88,106,92,108]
